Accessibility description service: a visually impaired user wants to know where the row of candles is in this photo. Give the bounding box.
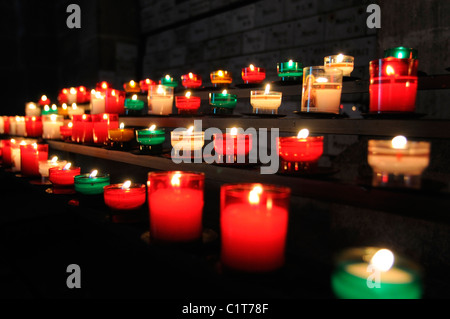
[25,46,420,119]
[0,134,424,298]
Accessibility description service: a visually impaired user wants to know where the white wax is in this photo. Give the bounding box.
[149,96,173,115]
[38,160,67,177]
[43,120,64,139]
[302,84,342,113]
[90,97,106,114]
[250,96,282,110]
[16,119,26,136]
[67,93,77,105]
[9,119,16,135]
[68,106,85,117]
[171,132,204,151]
[368,154,430,175]
[11,146,21,172]
[0,117,4,134]
[25,103,41,117]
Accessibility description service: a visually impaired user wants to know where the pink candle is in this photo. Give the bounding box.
[147,171,204,243]
[220,184,290,272]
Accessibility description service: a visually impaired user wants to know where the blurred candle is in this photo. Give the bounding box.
[181,72,202,89]
[41,104,58,116]
[71,114,93,144]
[68,103,85,117]
[139,78,156,92]
[147,171,204,243]
[104,181,146,211]
[42,114,64,139]
[38,95,50,107]
[123,80,141,93]
[90,90,106,115]
[58,89,69,105]
[175,91,201,115]
[220,184,290,272]
[210,70,232,87]
[67,87,78,105]
[124,94,145,115]
[277,59,303,81]
[92,113,119,145]
[148,85,174,115]
[171,126,204,153]
[25,102,41,117]
[25,116,43,138]
[38,156,67,184]
[242,64,266,84]
[58,103,69,117]
[20,143,48,177]
[213,127,252,163]
[49,163,81,194]
[384,47,418,59]
[104,89,125,114]
[60,122,73,142]
[15,116,26,136]
[160,74,178,88]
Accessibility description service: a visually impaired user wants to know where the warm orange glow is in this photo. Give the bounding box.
[386,65,395,76]
[171,173,181,187]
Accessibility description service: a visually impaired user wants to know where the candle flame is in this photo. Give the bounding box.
[68,122,73,128]
[51,104,57,110]
[386,65,395,76]
[79,86,85,92]
[249,64,255,71]
[165,74,171,80]
[370,249,394,272]
[102,114,108,120]
[248,185,263,205]
[119,122,125,129]
[32,143,38,149]
[63,162,72,170]
[122,180,132,190]
[70,87,77,94]
[130,80,135,87]
[132,94,138,100]
[89,169,98,178]
[28,103,36,109]
[392,135,407,149]
[230,127,238,136]
[50,114,57,121]
[51,156,58,162]
[95,91,103,99]
[111,90,116,96]
[218,70,224,77]
[316,77,328,83]
[297,129,309,139]
[188,72,193,79]
[336,53,344,63]
[11,139,15,144]
[101,82,108,89]
[149,124,156,131]
[185,91,191,98]
[63,89,68,94]
[171,173,181,187]
[32,116,36,121]
[156,86,164,94]
[222,89,227,95]
[62,103,67,110]
[187,126,194,134]
[288,59,293,67]
[146,79,151,84]
[72,103,77,109]
[82,114,87,120]
[41,95,48,101]
[264,84,270,94]
[20,140,27,145]
[44,105,50,111]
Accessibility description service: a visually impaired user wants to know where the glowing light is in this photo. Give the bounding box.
[249,64,255,71]
[32,116,36,121]
[132,94,138,100]
[230,127,238,136]
[44,105,50,111]
[72,103,77,109]
[111,90,116,96]
[185,91,191,98]
[122,180,132,190]
[222,89,227,95]
[248,185,263,205]
[63,89,68,94]
[188,72,193,79]
[386,65,395,76]
[264,84,270,94]
[63,162,72,170]
[82,114,87,120]
[336,53,344,63]
[51,156,58,162]
[41,95,48,101]
[392,135,407,149]
[89,170,98,178]
[149,124,156,131]
[79,87,85,92]
[95,91,103,99]
[316,77,329,83]
[156,86,164,94]
[171,173,181,187]
[119,123,125,129]
[218,70,224,77]
[70,87,77,94]
[28,103,36,109]
[288,60,293,67]
[297,129,309,139]
[370,249,395,272]
[62,103,67,110]
[51,104,57,110]
[50,114,57,121]
[130,80,136,87]
[68,122,73,128]
[102,114,108,120]
[165,75,171,81]
[101,82,108,89]
[146,79,151,84]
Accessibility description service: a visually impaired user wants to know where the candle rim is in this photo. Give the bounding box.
[104,183,146,191]
[221,183,291,198]
[74,173,110,181]
[147,170,205,180]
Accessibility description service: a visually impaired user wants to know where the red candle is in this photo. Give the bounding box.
[220,184,290,272]
[25,116,43,138]
[96,81,111,92]
[71,114,93,144]
[181,73,202,89]
[104,181,146,210]
[1,139,12,166]
[49,163,81,194]
[139,78,156,92]
[147,171,204,243]
[104,89,125,114]
[369,57,418,113]
[77,86,90,104]
[277,129,324,172]
[1,116,10,135]
[20,143,48,177]
[213,128,252,163]
[175,92,201,115]
[38,95,50,106]
[60,122,73,142]
[242,64,266,84]
[58,89,69,104]
[92,113,119,144]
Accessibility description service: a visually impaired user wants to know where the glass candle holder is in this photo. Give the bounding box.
[181,73,202,89]
[15,116,26,136]
[175,93,201,115]
[67,103,85,117]
[104,182,146,210]
[209,91,237,115]
[171,129,205,155]
[49,165,81,194]
[1,139,12,167]
[331,247,422,299]
[160,75,178,88]
[147,171,205,243]
[367,137,430,189]
[139,79,156,93]
[242,65,266,84]
[25,102,41,117]
[301,66,343,114]
[25,116,43,138]
[384,47,418,59]
[123,80,141,93]
[277,131,324,173]
[90,91,106,115]
[210,70,232,87]
[8,116,17,136]
[277,60,303,81]
[41,104,58,116]
[38,95,50,107]
[250,86,282,114]
[324,54,354,77]
[135,127,165,154]
[74,172,110,195]
[369,57,419,113]
[20,143,48,177]
[104,89,125,114]
[58,89,69,105]
[220,183,290,273]
[67,88,77,105]
[60,122,73,142]
[76,86,90,104]
[71,114,93,144]
[42,114,64,140]
[92,113,119,145]
[38,158,67,185]
[108,125,135,150]
[0,116,10,135]
[148,85,173,115]
[213,130,252,163]
[124,94,145,115]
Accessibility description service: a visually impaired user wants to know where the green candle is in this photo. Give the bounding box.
[384,47,418,59]
[209,90,237,114]
[277,60,303,80]
[125,95,145,111]
[136,126,165,153]
[74,170,110,195]
[160,74,178,88]
[41,104,59,116]
[331,247,422,299]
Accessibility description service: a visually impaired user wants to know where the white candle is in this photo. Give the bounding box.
[15,116,26,136]
[171,126,204,152]
[42,115,64,139]
[67,87,77,105]
[250,84,282,114]
[68,103,85,117]
[39,157,68,178]
[149,85,173,115]
[90,90,106,114]
[9,117,17,135]
[324,54,354,77]
[0,116,4,134]
[25,102,41,117]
